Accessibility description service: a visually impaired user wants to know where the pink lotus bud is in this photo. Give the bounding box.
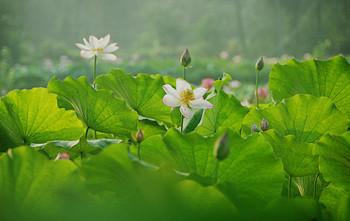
[201,78,214,89]
[55,152,70,161]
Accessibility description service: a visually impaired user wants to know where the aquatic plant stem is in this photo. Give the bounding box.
[255,70,259,107]
[180,66,187,133]
[85,127,89,138]
[93,55,97,88]
[137,143,141,161]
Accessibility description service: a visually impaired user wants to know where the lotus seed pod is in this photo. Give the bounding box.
[180,48,191,67]
[260,118,269,131]
[251,123,262,134]
[255,57,264,71]
[213,132,230,161]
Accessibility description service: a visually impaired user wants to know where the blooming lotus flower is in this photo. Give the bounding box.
[75,34,119,61]
[162,79,214,119]
[55,152,70,161]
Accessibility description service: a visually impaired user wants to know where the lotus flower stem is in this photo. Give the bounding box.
[85,127,89,138]
[255,70,259,107]
[137,142,141,160]
[313,173,320,200]
[180,67,186,133]
[93,55,97,88]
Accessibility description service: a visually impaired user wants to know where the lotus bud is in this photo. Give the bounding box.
[132,129,144,143]
[213,132,230,161]
[201,78,214,89]
[180,48,191,67]
[251,123,262,134]
[260,118,269,131]
[255,57,264,71]
[55,152,70,161]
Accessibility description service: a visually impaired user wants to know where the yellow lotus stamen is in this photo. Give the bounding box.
[180,89,195,107]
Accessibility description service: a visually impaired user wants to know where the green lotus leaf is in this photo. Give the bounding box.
[262,198,327,221]
[263,130,318,177]
[96,69,172,125]
[0,146,82,216]
[313,132,350,191]
[213,73,232,93]
[48,76,138,137]
[269,56,350,117]
[0,88,84,151]
[242,94,349,143]
[195,90,249,136]
[130,135,176,168]
[33,136,122,159]
[137,119,167,139]
[81,143,138,196]
[161,128,284,204]
[319,184,350,209]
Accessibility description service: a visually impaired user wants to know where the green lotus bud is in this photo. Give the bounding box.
[213,132,230,161]
[260,118,269,131]
[251,123,262,134]
[255,57,264,71]
[180,48,191,67]
[132,129,144,143]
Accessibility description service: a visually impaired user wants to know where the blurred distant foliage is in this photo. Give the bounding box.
[1,0,350,66]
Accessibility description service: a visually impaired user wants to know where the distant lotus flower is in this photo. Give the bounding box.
[162,79,213,119]
[75,34,119,61]
[258,87,268,100]
[219,51,229,60]
[201,78,215,89]
[55,152,70,161]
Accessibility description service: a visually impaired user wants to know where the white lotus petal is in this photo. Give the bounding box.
[83,38,91,48]
[103,43,119,53]
[75,43,91,51]
[162,94,181,107]
[162,84,180,98]
[180,105,194,119]
[176,79,191,93]
[98,53,118,61]
[190,99,214,109]
[193,87,207,99]
[99,34,110,49]
[89,35,99,49]
[80,50,95,59]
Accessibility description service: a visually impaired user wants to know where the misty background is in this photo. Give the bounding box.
[1,0,350,91]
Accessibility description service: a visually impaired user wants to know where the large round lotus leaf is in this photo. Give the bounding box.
[0,88,84,151]
[269,56,350,117]
[0,146,83,217]
[314,132,350,191]
[48,76,138,137]
[242,94,349,143]
[96,69,172,125]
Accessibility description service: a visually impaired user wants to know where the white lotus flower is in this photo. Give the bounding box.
[75,34,119,61]
[162,79,214,119]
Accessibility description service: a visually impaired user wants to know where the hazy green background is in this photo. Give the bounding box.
[1,0,349,91]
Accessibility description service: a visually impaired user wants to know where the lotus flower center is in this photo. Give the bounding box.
[93,48,104,52]
[180,89,195,107]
